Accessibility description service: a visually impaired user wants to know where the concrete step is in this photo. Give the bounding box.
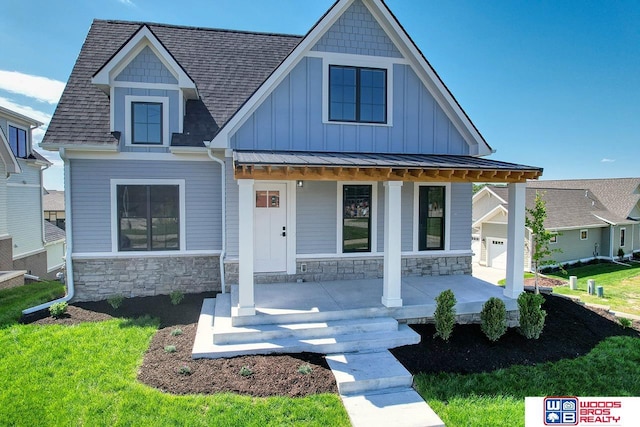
[231,305,391,327]
[214,316,400,344]
[326,350,413,395]
[193,324,420,359]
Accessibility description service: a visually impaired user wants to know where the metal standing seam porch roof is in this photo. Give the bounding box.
[233,150,543,183]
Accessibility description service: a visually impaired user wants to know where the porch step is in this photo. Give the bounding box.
[193,324,420,359]
[231,305,390,327]
[326,350,413,395]
[214,316,399,345]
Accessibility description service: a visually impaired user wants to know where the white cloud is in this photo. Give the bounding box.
[0,96,52,125]
[0,70,64,105]
[118,0,136,6]
[601,158,616,163]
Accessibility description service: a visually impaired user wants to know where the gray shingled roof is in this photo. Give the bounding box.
[488,186,634,229]
[528,178,640,220]
[234,150,542,171]
[43,190,65,211]
[44,221,66,243]
[44,20,302,147]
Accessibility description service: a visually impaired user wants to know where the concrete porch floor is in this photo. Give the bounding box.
[230,274,517,325]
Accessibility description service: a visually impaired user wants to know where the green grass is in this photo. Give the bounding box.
[497,273,534,286]
[415,336,640,427]
[547,263,640,315]
[0,318,348,427]
[0,281,65,328]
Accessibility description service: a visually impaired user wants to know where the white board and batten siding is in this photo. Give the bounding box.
[70,159,222,253]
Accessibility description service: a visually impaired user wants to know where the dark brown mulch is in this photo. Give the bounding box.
[524,276,566,288]
[24,291,640,396]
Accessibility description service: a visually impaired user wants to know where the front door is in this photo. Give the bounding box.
[254,183,287,272]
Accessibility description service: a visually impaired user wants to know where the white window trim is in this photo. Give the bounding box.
[413,183,451,252]
[321,53,394,126]
[110,179,186,253]
[550,233,558,244]
[337,181,378,254]
[124,95,170,147]
[580,229,588,240]
[6,121,30,157]
[620,227,626,247]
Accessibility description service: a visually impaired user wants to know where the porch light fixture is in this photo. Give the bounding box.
[297,180,304,188]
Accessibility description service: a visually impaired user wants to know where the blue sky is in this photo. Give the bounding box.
[1,0,638,190]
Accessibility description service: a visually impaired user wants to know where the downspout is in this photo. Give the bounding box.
[609,225,615,259]
[206,147,226,294]
[40,162,51,245]
[23,148,74,314]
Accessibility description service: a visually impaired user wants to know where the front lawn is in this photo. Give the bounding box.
[546,263,640,316]
[0,281,65,328]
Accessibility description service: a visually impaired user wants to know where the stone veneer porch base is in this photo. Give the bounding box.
[72,255,221,302]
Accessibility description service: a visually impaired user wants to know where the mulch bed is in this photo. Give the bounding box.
[524,276,566,288]
[25,291,640,396]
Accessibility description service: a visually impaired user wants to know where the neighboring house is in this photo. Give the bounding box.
[42,0,541,310]
[0,105,56,278]
[43,189,66,230]
[473,182,640,270]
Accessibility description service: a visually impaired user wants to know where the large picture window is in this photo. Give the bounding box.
[132,102,163,145]
[418,186,445,251]
[329,65,386,123]
[117,185,179,251]
[343,185,372,252]
[8,125,28,158]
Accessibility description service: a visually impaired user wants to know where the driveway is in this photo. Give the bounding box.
[472,263,505,285]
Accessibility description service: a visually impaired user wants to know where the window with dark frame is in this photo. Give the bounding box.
[343,185,372,253]
[132,102,162,144]
[329,65,386,123]
[580,230,588,240]
[8,125,28,158]
[117,185,179,251]
[418,186,445,251]
[620,228,626,247]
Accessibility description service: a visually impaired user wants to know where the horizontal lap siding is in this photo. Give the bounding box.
[450,183,472,251]
[70,159,221,253]
[553,229,601,262]
[7,184,43,257]
[296,181,337,254]
[401,182,414,251]
[225,159,239,257]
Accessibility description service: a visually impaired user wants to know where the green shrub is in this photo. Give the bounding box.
[170,291,184,306]
[618,248,625,259]
[178,366,192,376]
[297,364,312,375]
[107,295,125,310]
[480,297,507,342]
[619,317,632,329]
[170,328,183,336]
[517,292,546,339]
[164,345,177,353]
[239,366,253,377]
[49,302,68,319]
[433,289,456,341]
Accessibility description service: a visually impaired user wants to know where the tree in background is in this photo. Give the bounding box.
[525,191,562,294]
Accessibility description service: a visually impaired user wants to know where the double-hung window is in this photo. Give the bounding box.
[132,102,163,145]
[418,186,445,251]
[117,184,179,251]
[8,125,28,158]
[342,185,372,252]
[329,66,386,123]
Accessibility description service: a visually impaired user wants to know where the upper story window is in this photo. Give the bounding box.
[132,102,162,145]
[329,65,386,124]
[8,125,28,158]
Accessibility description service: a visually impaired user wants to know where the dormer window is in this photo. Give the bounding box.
[132,102,163,145]
[329,65,387,124]
[8,125,28,158]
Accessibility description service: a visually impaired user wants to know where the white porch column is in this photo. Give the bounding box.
[237,179,255,316]
[504,182,526,299]
[382,181,403,307]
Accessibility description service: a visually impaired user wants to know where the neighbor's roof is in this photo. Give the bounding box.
[43,190,65,211]
[489,186,635,229]
[44,221,66,243]
[528,178,640,220]
[44,20,302,147]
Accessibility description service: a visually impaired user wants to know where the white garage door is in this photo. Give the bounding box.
[488,238,507,269]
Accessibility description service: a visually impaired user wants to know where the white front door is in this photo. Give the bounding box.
[254,183,287,272]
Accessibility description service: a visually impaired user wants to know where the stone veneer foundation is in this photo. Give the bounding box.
[72,256,221,302]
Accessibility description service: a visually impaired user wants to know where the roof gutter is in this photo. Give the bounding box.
[206,145,227,294]
[23,147,74,315]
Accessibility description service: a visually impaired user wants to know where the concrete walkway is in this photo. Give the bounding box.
[471,263,505,285]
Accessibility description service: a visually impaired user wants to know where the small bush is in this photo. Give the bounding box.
[107,295,125,310]
[164,345,177,353]
[178,365,192,376]
[618,248,625,259]
[49,302,68,319]
[297,364,312,375]
[518,292,547,339]
[480,297,507,342]
[171,328,183,336]
[433,289,457,341]
[239,366,253,377]
[619,317,632,329]
[170,291,184,306]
